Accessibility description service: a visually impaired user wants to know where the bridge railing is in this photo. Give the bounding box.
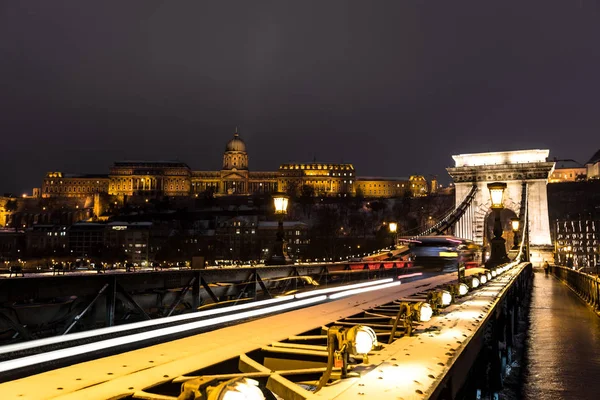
[550,265,600,312]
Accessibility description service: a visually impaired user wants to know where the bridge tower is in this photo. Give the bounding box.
[447,149,555,266]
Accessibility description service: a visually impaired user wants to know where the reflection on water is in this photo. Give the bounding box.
[523,271,600,399]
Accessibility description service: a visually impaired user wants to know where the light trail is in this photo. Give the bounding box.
[294,278,393,298]
[0,295,294,356]
[397,272,423,280]
[0,278,409,356]
[329,281,401,299]
[0,295,327,374]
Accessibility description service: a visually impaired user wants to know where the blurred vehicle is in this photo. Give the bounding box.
[409,236,479,272]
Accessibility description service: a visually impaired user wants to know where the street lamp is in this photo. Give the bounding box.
[266,193,291,265]
[315,325,378,392]
[485,182,509,268]
[389,222,398,249]
[510,217,520,250]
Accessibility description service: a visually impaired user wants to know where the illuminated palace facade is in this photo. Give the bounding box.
[41,132,429,199]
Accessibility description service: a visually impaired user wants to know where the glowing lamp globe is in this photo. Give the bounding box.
[441,290,452,306]
[210,377,265,400]
[272,193,289,215]
[418,302,433,322]
[487,182,507,209]
[347,325,378,355]
[388,222,398,233]
[511,217,520,232]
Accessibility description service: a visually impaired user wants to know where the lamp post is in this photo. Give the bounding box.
[510,217,520,250]
[388,222,398,249]
[485,182,509,268]
[266,193,291,265]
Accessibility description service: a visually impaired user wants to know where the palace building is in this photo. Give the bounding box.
[40,130,428,199]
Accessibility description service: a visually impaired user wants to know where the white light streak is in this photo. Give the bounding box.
[2,278,409,356]
[328,281,401,300]
[396,272,423,280]
[294,278,393,298]
[0,296,327,374]
[0,295,295,356]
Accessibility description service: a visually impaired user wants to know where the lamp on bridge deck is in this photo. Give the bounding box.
[388,221,398,249]
[511,217,520,250]
[486,182,510,268]
[266,193,292,265]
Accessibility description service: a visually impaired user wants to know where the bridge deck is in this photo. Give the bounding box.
[520,270,600,399]
[0,267,523,399]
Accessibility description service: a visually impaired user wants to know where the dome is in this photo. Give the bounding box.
[225,132,246,152]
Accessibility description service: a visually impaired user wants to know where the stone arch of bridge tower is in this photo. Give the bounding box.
[472,195,521,246]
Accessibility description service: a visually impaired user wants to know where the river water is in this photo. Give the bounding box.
[522,271,600,399]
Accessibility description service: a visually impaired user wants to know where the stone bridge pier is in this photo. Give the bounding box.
[447,149,555,266]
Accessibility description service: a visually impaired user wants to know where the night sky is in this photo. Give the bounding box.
[1,1,599,194]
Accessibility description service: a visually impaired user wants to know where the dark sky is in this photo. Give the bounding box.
[1,1,599,193]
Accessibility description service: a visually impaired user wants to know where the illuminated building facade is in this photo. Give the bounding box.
[42,172,109,198]
[548,159,586,183]
[547,150,600,183]
[39,130,432,200]
[278,162,355,196]
[356,178,408,198]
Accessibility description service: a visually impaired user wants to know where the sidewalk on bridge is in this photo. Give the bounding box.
[521,270,600,399]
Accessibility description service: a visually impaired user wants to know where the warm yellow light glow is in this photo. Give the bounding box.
[511,218,520,231]
[388,222,398,233]
[439,251,458,257]
[272,193,289,214]
[487,182,507,209]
